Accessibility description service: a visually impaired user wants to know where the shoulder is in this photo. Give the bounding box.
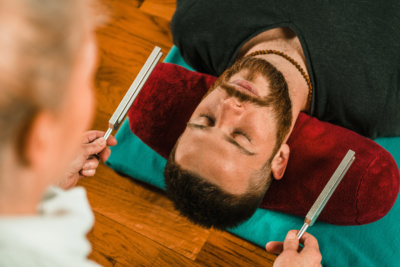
[0,186,99,267]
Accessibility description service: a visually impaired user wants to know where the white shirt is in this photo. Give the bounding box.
[0,186,100,267]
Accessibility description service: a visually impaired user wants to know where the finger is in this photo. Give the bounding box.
[300,232,320,255]
[82,137,107,157]
[82,158,100,170]
[82,131,117,146]
[298,231,318,247]
[283,230,300,252]
[89,154,100,161]
[106,135,117,146]
[81,130,109,144]
[58,174,80,189]
[98,147,111,162]
[80,169,96,177]
[265,241,284,254]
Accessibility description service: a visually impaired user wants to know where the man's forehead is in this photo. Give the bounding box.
[175,127,235,172]
[175,128,251,194]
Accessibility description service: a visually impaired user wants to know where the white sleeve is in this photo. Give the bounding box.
[0,186,101,267]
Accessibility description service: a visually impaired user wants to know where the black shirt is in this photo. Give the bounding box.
[171,0,400,138]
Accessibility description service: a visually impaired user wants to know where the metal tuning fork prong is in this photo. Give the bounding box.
[297,149,355,239]
[103,46,163,141]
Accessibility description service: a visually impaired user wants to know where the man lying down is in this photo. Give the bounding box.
[164,0,400,230]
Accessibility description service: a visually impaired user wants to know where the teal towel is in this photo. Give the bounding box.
[106,46,400,266]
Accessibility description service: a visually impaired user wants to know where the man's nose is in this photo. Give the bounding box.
[218,97,244,125]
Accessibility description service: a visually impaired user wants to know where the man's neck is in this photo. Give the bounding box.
[0,153,44,215]
[237,27,310,134]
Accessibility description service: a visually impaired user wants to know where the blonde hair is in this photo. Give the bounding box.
[0,0,93,161]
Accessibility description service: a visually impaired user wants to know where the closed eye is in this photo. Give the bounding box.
[185,123,256,156]
[199,113,215,125]
[233,130,251,142]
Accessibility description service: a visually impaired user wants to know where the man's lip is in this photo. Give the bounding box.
[230,79,260,96]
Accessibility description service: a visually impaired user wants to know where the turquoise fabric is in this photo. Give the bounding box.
[106,46,400,266]
[164,47,196,72]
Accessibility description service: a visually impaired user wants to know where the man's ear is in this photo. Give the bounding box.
[271,144,290,180]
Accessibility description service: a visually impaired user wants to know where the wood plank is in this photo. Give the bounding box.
[80,160,176,211]
[79,164,210,261]
[152,248,203,267]
[213,229,245,247]
[97,2,172,56]
[195,232,277,266]
[89,249,117,267]
[90,109,111,133]
[215,229,272,258]
[88,211,163,266]
[94,1,172,117]
[139,0,176,21]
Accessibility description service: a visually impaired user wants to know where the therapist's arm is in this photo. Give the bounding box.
[266,230,322,267]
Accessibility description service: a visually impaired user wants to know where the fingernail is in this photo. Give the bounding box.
[287,231,297,240]
[83,169,95,176]
[82,163,89,170]
[97,137,106,145]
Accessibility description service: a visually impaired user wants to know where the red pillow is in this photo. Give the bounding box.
[129,63,400,225]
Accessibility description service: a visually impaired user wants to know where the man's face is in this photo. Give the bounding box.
[175,69,281,195]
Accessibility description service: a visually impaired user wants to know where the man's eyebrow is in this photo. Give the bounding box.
[187,123,256,156]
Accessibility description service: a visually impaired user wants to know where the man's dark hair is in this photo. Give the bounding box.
[164,144,272,230]
[164,56,292,230]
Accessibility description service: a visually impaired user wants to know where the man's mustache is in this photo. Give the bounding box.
[219,82,271,107]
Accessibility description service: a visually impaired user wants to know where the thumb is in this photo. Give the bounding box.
[83,137,107,157]
[283,231,300,252]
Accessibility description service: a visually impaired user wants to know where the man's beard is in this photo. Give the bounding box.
[208,56,292,110]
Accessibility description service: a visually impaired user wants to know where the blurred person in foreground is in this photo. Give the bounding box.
[0,0,116,265]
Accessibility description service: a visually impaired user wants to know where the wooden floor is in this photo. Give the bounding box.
[78,0,278,265]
